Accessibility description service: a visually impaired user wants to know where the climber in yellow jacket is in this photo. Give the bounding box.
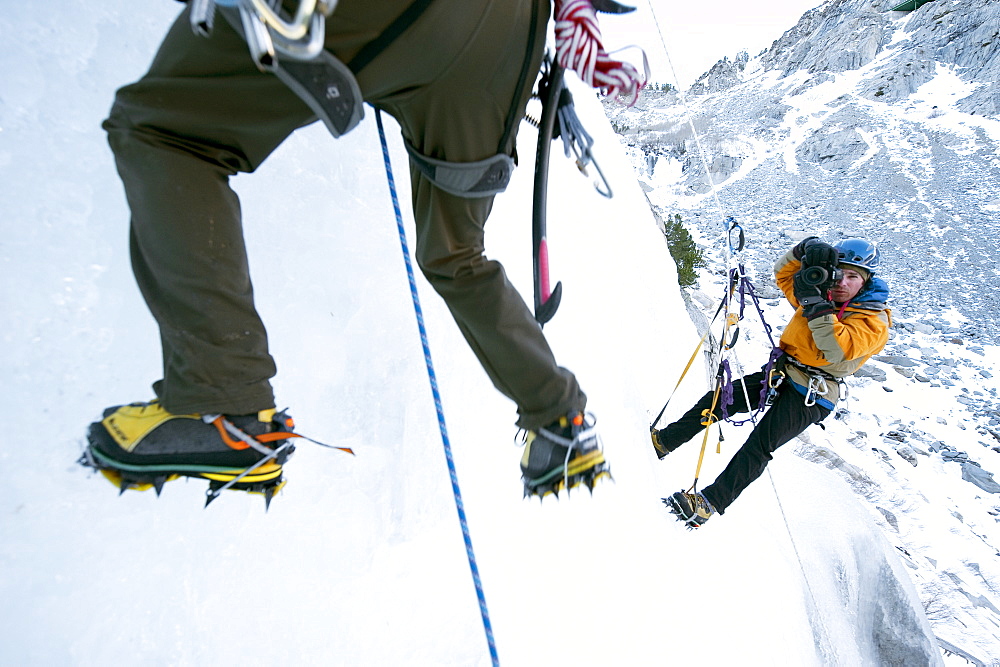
[654,237,891,527]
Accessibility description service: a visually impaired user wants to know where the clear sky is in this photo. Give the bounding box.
[598,0,826,88]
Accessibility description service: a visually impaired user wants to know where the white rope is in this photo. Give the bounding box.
[767,468,832,656]
[641,1,761,396]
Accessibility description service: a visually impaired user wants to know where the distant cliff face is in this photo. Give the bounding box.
[604,0,1000,343]
[695,0,999,111]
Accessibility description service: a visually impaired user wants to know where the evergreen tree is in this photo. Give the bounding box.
[662,213,705,287]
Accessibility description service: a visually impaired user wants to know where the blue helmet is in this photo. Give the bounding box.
[834,239,879,275]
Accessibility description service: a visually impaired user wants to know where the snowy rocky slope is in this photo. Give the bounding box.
[604,0,1000,663]
[606,0,1000,342]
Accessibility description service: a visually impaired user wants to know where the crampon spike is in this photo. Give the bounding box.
[523,460,612,500]
[152,476,167,497]
[663,496,703,530]
[591,470,613,489]
[263,486,276,511]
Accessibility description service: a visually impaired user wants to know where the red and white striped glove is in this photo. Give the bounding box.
[553,0,647,105]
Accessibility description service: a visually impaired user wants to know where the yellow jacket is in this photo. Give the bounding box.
[774,248,891,404]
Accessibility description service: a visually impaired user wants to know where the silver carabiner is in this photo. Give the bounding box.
[190,0,336,68]
[588,154,613,198]
[803,375,828,408]
[247,0,322,42]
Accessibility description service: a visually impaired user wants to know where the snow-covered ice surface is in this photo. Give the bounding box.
[0,2,991,665]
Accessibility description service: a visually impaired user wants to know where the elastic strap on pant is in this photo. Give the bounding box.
[404,142,516,198]
[382,0,541,198]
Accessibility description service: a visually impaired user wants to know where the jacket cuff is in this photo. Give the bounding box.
[802,302,836,320]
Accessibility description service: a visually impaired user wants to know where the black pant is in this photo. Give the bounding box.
[655,371,830,513]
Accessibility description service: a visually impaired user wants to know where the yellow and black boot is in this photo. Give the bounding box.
[650,428,679,459]
[520,412,610,499]
[82,400,297,507]
[664,490,716,529]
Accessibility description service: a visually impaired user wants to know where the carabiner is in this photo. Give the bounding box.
[191,0,336,68]
[728,220,745,253]
[589,156,613,198]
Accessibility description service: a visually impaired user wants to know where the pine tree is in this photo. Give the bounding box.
[662,213,705,287]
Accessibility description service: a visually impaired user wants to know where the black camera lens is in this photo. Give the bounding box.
[801,265,844,288]
[801,265,830,286]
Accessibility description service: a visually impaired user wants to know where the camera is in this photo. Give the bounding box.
[800,264,842,288]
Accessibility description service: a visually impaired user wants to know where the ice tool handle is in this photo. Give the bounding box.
[190,0,337,68]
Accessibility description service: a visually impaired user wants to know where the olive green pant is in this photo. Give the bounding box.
[103,0,585,429]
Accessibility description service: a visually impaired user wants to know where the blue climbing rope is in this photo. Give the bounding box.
[375,108,500,667]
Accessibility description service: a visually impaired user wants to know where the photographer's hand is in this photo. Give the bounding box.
[793,271,836,320]
[793,237,839,270]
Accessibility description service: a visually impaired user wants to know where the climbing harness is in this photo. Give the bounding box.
[405,144,516,199]
[191,0,365,137]
[783,356,842,411]
[405,0,539,199]
[375,109,499,667]
[192,0,644,326]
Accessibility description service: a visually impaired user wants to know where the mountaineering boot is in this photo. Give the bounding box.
[664,490,715,528]
[81,399,298,507]
[650,428,675,460]
[520,412,611,499]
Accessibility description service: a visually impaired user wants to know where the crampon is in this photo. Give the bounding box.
[520,412,612,500]
[79,441,295,510]
[79,401,353,509]
[663,490,715,529]
[523,451,612,499]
